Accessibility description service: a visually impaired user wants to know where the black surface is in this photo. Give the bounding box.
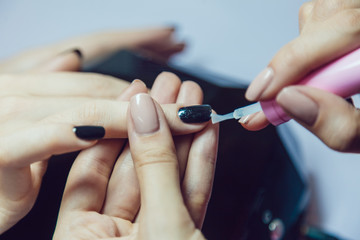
[2,50,306,240]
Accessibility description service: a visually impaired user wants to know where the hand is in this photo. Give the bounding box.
[102,72,212,228]
[0,71,208,234]
[0,27,187,232]
[53,77,219,239]
[0,26,185,73]
[242,0,360,152]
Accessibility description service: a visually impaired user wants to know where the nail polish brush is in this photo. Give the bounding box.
[211,47,360,125]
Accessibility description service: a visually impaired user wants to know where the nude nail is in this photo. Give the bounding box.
[245,67,274,101]
[277,87,318,126]
[130,93,159,134]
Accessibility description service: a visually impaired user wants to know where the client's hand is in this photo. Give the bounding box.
[101,72,214,228]
[0,75,143,234]
[0,26,184,73]
[0,72,209,234]
[53,92,219,239]
[242,0,360,152]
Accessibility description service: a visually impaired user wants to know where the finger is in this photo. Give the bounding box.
[0,26,179,72]
[102,73,182,220]
[181,122,219,228]
[30,49,82,73]
[0,124,104,233]
[100,80,148,219]
[245,9,360,102]
[238,111,270,131]
[175,81,203,179]
[58,139,123,212]
[0,95,126,137]
[276,86,360,152]
[0,124,104,169]
[45,101,209,138]
[299,1,314,32]
[58,80,147,213]
[0,72,129,99]
[0,124,104,214]
[150,72,181,103]
[128,93,192,229]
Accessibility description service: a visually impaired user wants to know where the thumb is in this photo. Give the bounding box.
[30,49,82,72]
[276,86,360,153]
[127,93,196,238]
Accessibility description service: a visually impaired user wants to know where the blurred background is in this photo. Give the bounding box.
[1,1,359,239]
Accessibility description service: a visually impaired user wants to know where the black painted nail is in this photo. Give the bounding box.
[73,126,105,140]
[178,104,212,123]
[61,48,83,61]
[71,48,83,60]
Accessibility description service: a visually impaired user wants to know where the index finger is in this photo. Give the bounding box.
[44,100,209,138]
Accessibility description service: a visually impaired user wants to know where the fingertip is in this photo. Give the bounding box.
[151,72,181,103]
[117,79,148,101]
[177,81,203,104]
[43,48,83,72]
[245,67,274,101]
[238,111,270,131]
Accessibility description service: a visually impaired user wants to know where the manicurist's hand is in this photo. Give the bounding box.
[53,92,219,239]
[241,0,360,152]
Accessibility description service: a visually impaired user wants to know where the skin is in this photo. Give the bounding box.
[53,76,219,239]
[242,0,360,152]
[0,27,205,234]
[0,27,185,73]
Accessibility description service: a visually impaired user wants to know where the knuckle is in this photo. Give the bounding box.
[78,101,109,125]
[275,41,309,72]
[85,73,116,94]
[135,145,177,167]
[337,9,360,34]
[80,152,113,179]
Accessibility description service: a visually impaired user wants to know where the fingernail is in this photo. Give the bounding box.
[130,93,159,134]
[62,48,83,60]
[277,87,318,126]
[71,48,83,60]
[239,115,251,124]
[73,126,105,140]
[245,67,274,101]
[178,104,212,123]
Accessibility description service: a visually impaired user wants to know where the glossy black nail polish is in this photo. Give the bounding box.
[61,48,83,60]
[178,104,212,123]
[73,126,105,140]
[71,48,83,60]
